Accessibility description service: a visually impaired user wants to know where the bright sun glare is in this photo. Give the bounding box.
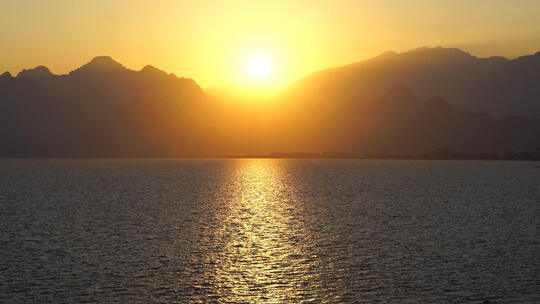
[247,56,271,79]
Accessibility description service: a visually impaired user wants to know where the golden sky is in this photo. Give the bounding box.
[1,0,539,89]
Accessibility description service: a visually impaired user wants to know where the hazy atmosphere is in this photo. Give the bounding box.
[2,0,540,89]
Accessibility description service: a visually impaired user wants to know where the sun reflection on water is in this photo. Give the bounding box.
[201,159,320,303]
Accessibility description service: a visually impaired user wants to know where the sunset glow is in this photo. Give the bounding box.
[1,0,539,91]
[247,56,271,79]
[2,1,540,303]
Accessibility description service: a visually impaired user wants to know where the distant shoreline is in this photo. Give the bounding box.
[1,154,539,161]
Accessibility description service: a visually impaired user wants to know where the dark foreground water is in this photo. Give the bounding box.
[0,159,539,303]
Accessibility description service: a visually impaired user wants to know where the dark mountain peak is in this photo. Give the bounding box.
[1,71,12,78]
[17,65,54,78]
[405,46,474,61]
[140,65,168,77]
[70,56,127,75]
[409,46,469,55]
[88,56,123,67]
[377,50,398,58]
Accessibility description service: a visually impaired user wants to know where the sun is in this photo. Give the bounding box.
[247,56,271,79]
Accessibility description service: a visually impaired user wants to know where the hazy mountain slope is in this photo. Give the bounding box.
[1,55,539,157]
[465,52,540,117]
[334,85,540,154]
[277,84,540,155]
[0,57,221,157]
[284,47,539,118]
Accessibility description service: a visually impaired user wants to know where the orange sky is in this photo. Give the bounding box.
[1,0,539,89]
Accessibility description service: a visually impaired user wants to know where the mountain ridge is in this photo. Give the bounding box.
[284,46,538,118]
[17,65,55,78]
[69,56,127,75]
[1,48,539,157]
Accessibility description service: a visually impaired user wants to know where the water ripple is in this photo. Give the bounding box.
[0,159,539,303]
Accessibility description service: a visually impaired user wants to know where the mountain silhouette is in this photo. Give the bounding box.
[17,65,55,78]
[284,47,539,118]
[69,56,127,75]
[466,51,540,117]
[1,52,540,157]
[266,83,539,155]
[328,84,540,154]
[0,56,219,157]
[0,71,12,79]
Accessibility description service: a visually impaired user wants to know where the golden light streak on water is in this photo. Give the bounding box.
[201,159,321,303]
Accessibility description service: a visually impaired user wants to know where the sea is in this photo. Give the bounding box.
[1,159,539,303]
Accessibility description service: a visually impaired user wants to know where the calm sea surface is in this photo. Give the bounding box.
[0,159,539,303]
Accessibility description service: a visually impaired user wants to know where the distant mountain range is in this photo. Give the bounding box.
[0,56,220,157]
[1,48,539,157]
[294,84,540,155]
[285,47,540,118]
